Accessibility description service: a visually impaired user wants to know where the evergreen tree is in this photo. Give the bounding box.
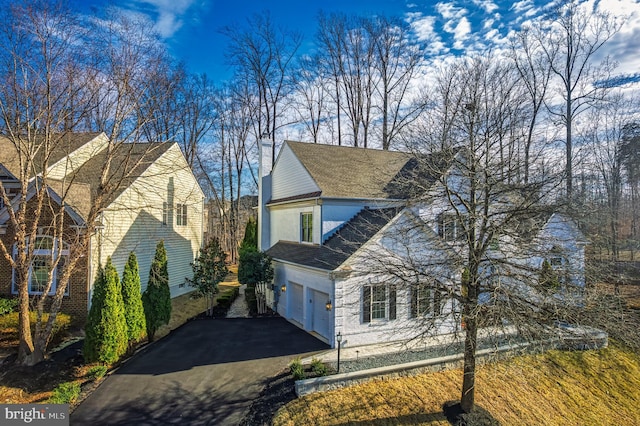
[238,251,274,286]
[539,259,561,293]
[187,238,229,316]
[238,218,260,284]
[142,241,171,341]
[121,252,146,343]
[83,258,128,364]
[239,217,258,254]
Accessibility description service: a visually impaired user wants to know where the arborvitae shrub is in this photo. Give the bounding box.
[83,258,128,364]
[142,241,171,341]
[121,252,146,343]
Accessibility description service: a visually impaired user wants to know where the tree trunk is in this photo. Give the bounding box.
[460,278,478,413]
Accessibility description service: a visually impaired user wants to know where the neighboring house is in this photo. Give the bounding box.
[0,132,205,320]
[258,140,587,347]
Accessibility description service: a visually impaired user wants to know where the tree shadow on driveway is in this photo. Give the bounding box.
[71,317,329,425]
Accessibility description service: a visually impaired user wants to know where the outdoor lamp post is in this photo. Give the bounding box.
[336,331,342,373]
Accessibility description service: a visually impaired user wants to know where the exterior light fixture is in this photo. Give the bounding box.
[326,300,332,311]
[280,284,286,292]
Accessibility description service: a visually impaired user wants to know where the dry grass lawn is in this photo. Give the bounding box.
[273,344,640,426]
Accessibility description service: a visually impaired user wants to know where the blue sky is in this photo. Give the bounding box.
[81,0,640,86]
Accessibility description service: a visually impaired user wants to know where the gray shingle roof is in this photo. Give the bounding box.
[266,207,401,270]
[0,132,103,178]
[285,141,413,200]
[66,141,175,210]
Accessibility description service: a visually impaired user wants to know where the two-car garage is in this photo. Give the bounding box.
[277,265,333,344]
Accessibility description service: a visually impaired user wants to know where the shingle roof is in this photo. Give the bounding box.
[285,141,413,200]
[0,132,103,177]
[266,207,401,270]
[65,141,175,210]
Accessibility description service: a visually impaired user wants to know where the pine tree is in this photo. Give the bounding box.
[187,238,228,316]
[239,217,258,254]
[121,252,146,343]
[83,258,128,364]
[238,218,259,284]
[142,241,171,341]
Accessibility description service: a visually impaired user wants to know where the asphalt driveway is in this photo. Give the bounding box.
[71,317,329,425]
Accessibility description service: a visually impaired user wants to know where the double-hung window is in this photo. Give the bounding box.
[12,236,69,295]
[176,203,187,226]
[363,284,396,323]
[411,281,443,318]
[438,213,466,241]
[162,202,169,226]
[301,212,313,243]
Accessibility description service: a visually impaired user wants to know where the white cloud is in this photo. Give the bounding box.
[132,0,201,38]
[451,17,472,49]
[511,0,533,14]
[436,2,467,20]
[473,0,498,14]
[406,12,448,55]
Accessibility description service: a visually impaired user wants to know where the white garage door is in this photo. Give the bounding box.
[290,283,304,325]
[311,289,331,339]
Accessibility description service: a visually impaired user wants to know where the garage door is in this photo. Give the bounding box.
[311,289,331,339]
[290,283,304,325]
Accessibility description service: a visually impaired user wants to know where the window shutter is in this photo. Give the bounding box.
[389,285,396,320]
[411,286,417,318]
[363,286,371,323]
[434,288,442,316]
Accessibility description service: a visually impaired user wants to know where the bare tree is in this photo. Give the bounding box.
[373,54,578,416]
[221,12,301,164]
[535,0,621,199]
[317,12,347,146]
[365,15,425,150]
[510,28,553,184]
[198,82,255,263]
[316,13,379,148]
[292,54,328,143]
[0,1,183,365]
[584,92,638,261]
[175,73,216,168]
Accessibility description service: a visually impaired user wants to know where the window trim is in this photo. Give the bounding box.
[363,284,397,323]
[411,281,444,318]
[437,213,467,241]
[162,202,169,226]
[12,236,70,296]
[176,203,188,226]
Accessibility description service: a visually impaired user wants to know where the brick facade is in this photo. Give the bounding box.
[0,196,90,322]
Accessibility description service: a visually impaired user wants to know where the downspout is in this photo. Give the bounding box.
[201,196,205,248]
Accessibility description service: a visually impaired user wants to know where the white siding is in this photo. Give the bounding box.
[271,144,320,200]
[90,144,204,299]
[270,203,321,246]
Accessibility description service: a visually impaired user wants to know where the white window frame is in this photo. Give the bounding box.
[411,281,444,318]
[363,284,396,323]
[438,213,466,241]
[176,203,187,226]
[12,236,70,296]
[162,202,169,226]
[300,212,313,243]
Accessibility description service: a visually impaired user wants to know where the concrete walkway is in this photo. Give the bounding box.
[71,317,328,426]
[225,284,250,318]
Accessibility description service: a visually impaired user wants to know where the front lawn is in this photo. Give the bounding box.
[273,343,640,425]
